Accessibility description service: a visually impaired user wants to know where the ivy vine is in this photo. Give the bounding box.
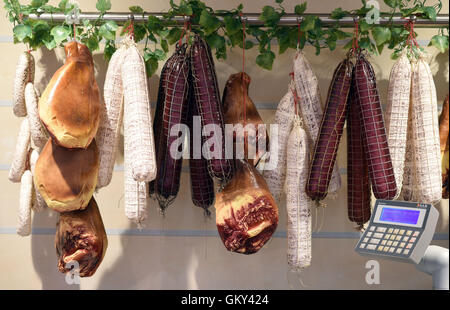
[3,0,449,76]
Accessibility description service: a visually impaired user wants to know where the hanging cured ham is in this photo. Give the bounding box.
[55,197,107,277]
[39,41,101,149]
[222,72,268,167]
[34,138,99,212]
[215,159,278,254]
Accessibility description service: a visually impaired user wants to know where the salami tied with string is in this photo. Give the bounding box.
[190,35,233,182]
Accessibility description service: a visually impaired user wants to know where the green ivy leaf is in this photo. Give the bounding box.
[129,6,143,13]
[145,58,159,77]
[31,0,49,8]
[377,43,385,54]
[96,0,111,14]
[294,3,307,15]
[133,24,147,43]
[277,30,290,54]
[422,6,437,21]
[98,20,117,40]
[152,49,166,61]
[259,6,281,27]
[383,0,398,9]
[13,24,32,41]
[335,29,352,39]
[343,39,354,50]
[148,16,163,31]
[331,8,349,20]
[160,39,169,53]
[360,37,371,50]
[50,25,70,45]
[256,50,275,70]
[372,27,391,45]
[199,9,221,35]
[85,36,99,51]
[206,33,225,50]
[178,2,193,16]
[300,15,316,32]
[104,40,116,61]
[224,15,241,35]
[58,0,68,12]
[43,40,56,50]
[429,35,449,53]
[275,0,284,3]
[167,27,183,45]
[359,20,370,33]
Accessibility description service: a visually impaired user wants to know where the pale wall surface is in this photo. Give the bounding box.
[0,0,448,290]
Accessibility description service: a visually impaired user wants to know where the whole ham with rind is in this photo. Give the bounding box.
[39,41,100,149]
[55,197,107,278]
[222,72,268,167]
[215,159,278,254]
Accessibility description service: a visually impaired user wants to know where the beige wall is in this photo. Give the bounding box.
[0,0,448,290]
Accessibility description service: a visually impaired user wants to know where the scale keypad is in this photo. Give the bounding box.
[358,225,421,257]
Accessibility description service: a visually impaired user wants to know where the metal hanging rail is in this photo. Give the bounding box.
[27,12,449,27]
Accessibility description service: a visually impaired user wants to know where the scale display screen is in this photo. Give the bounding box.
[379,207,421,225]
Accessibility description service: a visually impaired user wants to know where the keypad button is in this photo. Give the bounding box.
[396,248,403,254]
[393,241,399,246]
[400,242,406,248]
[385,234,391,239]
[410,237,417,243]
[403,236,409,242]
[389,247,395,253]
[388,228,394,233]
[396,236,402,241]
[383,247,389,252]
[378,246,383,251]
[394,229,399,234]
[367,244,376,250]
[366,232,372,237]
[406,230,412,236]
[374,233,384,239]
[363,237,369,243]
[360,243,366,249]
[370,239,380,244]
[381,240,387,245]
[376,227,387,233]
[406,243,413,249]
[387,241,393,246]
[404,249,410,255]
[369,226,375,231]
[390,235,396,240]
[413,231,419,237]
[399,229,405,235]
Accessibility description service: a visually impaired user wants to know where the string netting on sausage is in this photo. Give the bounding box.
[149,46,179,197]
[347,82,371,226]
[307,60,351,201]
[190,35,233,183]
[410,57,442,204]
[293,52,341,195]
[187,79,215,217]
[400,105,415,201]
[155,43,190,212]
[383,53,411,197]
[354,53,397,200]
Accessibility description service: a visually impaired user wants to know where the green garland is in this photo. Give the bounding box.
[4,0,449,76]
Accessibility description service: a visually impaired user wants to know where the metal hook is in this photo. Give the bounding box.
[409,15,417,23]
[353,15,360,23]
[128,13,135,22]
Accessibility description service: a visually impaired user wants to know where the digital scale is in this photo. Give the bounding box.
[355,199,449,290]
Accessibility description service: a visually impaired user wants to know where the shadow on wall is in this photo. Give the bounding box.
[95,203,200,289]
[31,208,80,290]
